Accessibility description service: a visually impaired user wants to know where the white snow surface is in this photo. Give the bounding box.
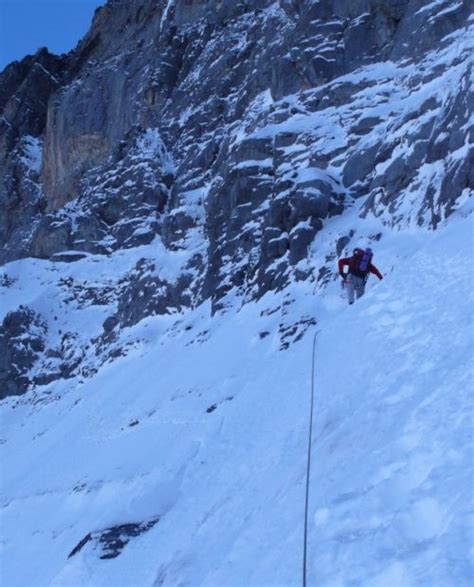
[0,196,473,586]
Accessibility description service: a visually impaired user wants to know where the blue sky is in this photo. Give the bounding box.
[0,0,105,72]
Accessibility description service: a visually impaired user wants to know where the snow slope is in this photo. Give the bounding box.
[311,206,474,586]
[0,200,473,586]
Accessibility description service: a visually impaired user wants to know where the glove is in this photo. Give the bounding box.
[339,272,346,281]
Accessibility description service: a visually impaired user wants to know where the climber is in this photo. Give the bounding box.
[338,247,383,305]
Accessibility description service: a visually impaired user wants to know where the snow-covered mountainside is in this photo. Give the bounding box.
[1,195,473,586]
[0,0,473,585]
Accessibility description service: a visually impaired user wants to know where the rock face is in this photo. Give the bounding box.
[0,49,65,262]
[2,1,472,265]
[0,306,47,398]
[114,258,193,328]
[0,0,472,397]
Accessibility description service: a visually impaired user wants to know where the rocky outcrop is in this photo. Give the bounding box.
[114,259,193,329]
[0,303,96,398]
[68,517,160,560]
[31,126,174,257]
[0,306,47,398]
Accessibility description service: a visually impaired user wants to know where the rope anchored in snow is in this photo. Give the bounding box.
[303,331,317,587]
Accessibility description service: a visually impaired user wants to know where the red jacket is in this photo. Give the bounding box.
[338,255,383,280]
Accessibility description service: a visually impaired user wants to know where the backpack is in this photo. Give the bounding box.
[353,247,373,277]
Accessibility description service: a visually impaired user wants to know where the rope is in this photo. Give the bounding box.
[303,331,317,587]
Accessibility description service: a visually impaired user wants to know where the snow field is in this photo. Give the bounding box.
[310,209,474,586]
[0,204,472,586]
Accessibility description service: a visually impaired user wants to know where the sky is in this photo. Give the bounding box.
[0,0,105,72]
